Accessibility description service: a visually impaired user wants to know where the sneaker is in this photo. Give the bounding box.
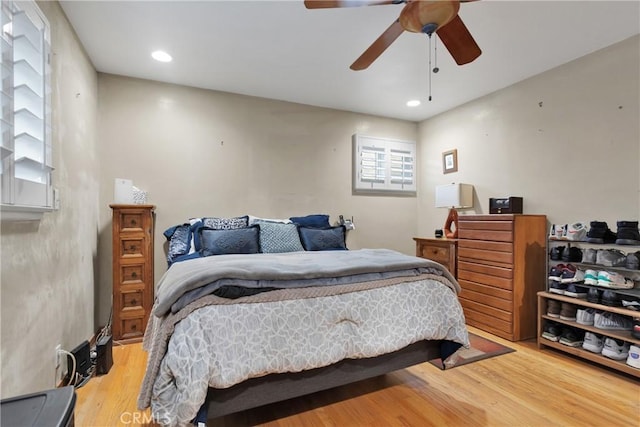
[561,269,585,284]
[560,303,578,321]
[549,224,564,240]
[633,318,640,339]
[559,328,584,347]
[582,332,604,353]
[601,338,630,360]
[626,251,640,270]
[596,271,634,289]
[601,290,622,307]
[549,246,565,261]
[586,287,601,303]
[586,221,617,244]
[564,283,588,298]
[595,249,627,267]
[548,281,568,294]
[562,247,583,263]
[627,345,640,369]
[622,300,640,311]
[615,220,640,245]
[542,322,562,341]
[594,311,633,330]
[581,248,597,264]
[584,269,599,286]
[547,299,561,317]
[576,308,595,325]
[548,264,567,282]
[565,222,588,241]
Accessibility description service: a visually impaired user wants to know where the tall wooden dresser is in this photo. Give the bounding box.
[457,214,546,341]
[110,204,155,343]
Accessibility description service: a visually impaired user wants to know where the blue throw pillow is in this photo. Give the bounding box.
[298,226,347,251]
[202,215,249,230]
[199,225,261,256]
[289,214,331,228]
[163,224,192,265]
[255,220,304,253]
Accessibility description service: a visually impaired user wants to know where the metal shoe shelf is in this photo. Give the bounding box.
[538,237,640,378]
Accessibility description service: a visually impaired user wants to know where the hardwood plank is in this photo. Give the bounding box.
[75,327,639,426]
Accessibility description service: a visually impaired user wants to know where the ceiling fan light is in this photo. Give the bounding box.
[406,100,421,107]
[151,50,173,62]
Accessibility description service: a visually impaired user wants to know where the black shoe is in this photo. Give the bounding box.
[550,246,565,261]
[587,221,617,244]
[587,287,602,304]
[633,318,640,340]
[627,252,640,270]
[615,220,640,245]
[562,247,583,262]
[601,290,622,307]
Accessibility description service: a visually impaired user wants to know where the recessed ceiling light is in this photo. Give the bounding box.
[151,50,172,62]
[406,100,421,107]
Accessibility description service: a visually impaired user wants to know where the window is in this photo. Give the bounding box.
[352,134,416,195]
[1,0,52,220]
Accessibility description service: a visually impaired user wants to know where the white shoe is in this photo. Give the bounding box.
[582,332,603,353]
[626,345,640,369]
[565,222,588,241]
[596,271,635,289]
[601,338,630,360]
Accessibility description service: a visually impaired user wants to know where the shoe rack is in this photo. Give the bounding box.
[538,237,640,377]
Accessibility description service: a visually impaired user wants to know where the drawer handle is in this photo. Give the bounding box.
[130,298,137,305]
[131,220,137,225]
[129,245,137,251]
[131,324,137,330]
[131,272,137,278]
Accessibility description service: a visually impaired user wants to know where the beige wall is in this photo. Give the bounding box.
[0,2,99,397]
[417,35,640,236]
[96,75,419,325]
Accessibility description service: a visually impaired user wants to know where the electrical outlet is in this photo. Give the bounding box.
[55,344,64,385]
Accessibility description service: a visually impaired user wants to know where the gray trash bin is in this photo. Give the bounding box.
[0,386,75,427]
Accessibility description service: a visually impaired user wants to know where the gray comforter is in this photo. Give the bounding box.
[153,248,459,316]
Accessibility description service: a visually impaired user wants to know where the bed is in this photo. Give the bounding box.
[137,215,469,427]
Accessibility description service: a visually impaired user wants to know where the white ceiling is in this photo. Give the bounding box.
[59,1,640,122]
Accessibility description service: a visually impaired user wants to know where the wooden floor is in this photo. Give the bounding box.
[76,326,639,426]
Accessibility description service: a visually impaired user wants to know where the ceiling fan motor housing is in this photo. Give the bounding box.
[399,0,460,34]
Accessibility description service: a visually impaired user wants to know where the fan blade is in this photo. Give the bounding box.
[436,15,481,65]
[304,0,397,9]
[350,19,404,70]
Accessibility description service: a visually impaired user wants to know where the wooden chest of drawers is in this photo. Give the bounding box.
[413,237,457,278]
[110,204,155,343]
[457,214,546,341]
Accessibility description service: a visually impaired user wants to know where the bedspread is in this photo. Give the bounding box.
[138,273,468,426]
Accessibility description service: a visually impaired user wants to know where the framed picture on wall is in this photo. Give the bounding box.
[442,149,458,174]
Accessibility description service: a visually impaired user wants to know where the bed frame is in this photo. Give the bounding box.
[205,339,451,420]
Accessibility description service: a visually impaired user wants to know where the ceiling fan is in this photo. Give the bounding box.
[304,0,482,70]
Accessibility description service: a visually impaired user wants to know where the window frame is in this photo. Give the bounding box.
[352,134,417,196]
[1,0,53,221]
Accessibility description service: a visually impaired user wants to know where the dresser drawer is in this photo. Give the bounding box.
[419,244,450,263]
[458,246,513,265]
[119,237,146,257]
[120,264,145,285]
[121,288,145,310]
[120,317,144,339]
[459,298,513,336]
[458,280,513,311]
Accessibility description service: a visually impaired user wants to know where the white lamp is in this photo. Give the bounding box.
[435,183,474,238]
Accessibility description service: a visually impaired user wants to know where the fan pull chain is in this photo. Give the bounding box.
[428,34,432,101]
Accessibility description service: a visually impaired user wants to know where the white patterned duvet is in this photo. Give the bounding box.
[138,275,468,427]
